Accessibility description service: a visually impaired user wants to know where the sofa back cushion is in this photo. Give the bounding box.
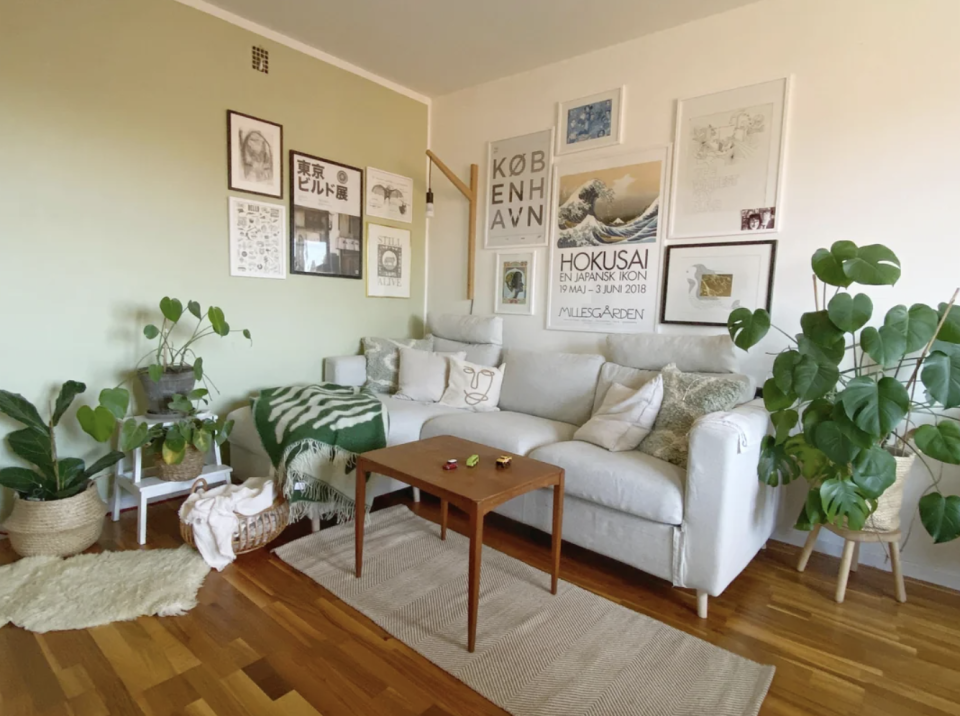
[428,313,503,345]
[499,349,605,425]
[606,333,739,373]
[431,336,502,367]
[362,336,434,393]
[594,361,756,412]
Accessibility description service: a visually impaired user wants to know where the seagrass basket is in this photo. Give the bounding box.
[180,478,289,555]
[156,446,206,482]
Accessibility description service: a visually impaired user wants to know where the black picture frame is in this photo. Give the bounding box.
[227,110,284,199]
[289,149,364,280]
[660,239,777,327]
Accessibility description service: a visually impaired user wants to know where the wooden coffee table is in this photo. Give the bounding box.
[355,435,565,652]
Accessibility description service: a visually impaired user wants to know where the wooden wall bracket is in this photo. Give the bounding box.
[426,150,479,301]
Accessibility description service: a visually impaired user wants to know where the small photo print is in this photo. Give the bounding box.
[566,99,612,145]
[502,261,528,305]
[228,111,283,198]
[740,206,776,231]
[699,273,733,298]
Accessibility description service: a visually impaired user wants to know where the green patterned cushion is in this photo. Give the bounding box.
[637,363,744,468]
[362,336,434,393]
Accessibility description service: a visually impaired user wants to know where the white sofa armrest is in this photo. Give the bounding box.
[678,399,778,597]
[323,354,366,387]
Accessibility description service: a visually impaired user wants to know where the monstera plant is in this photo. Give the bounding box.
[728,240,960,543]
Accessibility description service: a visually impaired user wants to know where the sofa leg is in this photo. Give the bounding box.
[412,487,421,503]
[696,590,708,619]
[311,517,320,533]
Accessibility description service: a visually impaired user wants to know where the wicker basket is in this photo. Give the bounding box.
[157,446,206,482]
[180,478,289,555]
[864,454,914,533]
[2,483,106,557]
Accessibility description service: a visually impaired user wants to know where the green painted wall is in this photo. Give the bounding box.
[0,0,428,519]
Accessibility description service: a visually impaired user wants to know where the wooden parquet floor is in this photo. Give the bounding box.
[2,490,959,716]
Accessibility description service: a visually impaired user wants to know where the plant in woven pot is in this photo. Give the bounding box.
[137,297,252,416]
[0,382,152,557]
[728,240,960,543]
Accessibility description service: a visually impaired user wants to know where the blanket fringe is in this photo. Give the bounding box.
[279,440,362,524]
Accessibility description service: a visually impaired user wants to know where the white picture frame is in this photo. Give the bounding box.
[668,77,791,239]
[365,167,413,224]
[494,251,536,316]
[547,145,669,334]
[228,197,286,280]
[484,128,553,249]
[556,86,625,156]
[228,110,283,199]
[366,223,411,298]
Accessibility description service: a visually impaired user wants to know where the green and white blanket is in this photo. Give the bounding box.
[252,383,386,522]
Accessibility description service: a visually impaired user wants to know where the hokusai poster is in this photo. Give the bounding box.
[484,129,553,249]
[547,146,669,334]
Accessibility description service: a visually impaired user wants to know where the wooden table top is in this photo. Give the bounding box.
[358,435,563,509]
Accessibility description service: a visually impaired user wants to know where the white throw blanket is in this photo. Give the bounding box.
[179,477,276,571]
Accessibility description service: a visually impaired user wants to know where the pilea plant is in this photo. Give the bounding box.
[728,240,960,543]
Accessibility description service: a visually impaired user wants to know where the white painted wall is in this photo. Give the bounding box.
[428,0,960,589]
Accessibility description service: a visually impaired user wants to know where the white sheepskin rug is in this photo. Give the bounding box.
[0,546,210,633]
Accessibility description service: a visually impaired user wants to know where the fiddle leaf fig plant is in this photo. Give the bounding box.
[728,240,960,542]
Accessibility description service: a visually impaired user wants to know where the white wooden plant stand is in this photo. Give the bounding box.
[111,414,232,545]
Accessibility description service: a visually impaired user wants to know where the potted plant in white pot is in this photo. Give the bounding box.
[728,240,960,543]
[0,382,151,556]
[138,297,251,416]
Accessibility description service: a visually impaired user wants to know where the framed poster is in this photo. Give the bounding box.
[494,251,536,316]
[366,224,411,298]
[556,87,624,156]
[227,110,283,198]
[290,151,363,279]
[484,129,553,249]
[547,146,668,334]
[668,77,790,239]
[365,167,413,224]
[228,197,286,279]
[660,240,776,326]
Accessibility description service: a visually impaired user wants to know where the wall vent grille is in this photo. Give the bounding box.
[252,46,269,74]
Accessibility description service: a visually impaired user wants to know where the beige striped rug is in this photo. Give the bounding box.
[274,505,774,716]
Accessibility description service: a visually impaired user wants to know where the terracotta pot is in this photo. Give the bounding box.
[2,483,106,557]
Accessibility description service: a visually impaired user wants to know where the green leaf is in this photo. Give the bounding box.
[208,307,229,337]
[193,357,204,382]
[842,244,901,286]
[148,364,163,383]
[935,303,960,344]
[160,296,183,323]
[792,353,840,401]
[771,409,799,445]
[921,350,960,409]
[757,435,801,487]
[168,394,194,415]
[915,422,960,464]
[52,381,86,427]
[187,388,209,402]
[839,376,909,436]
[0,390,47,432]
[806,487,826,526]
[192,428,211,454]
[83,451,124,479]
[0,467,44,497]
[831,240,858,261]
[727,308,770,350]
[827,293,873,333]
[821,477,872,531]
[785,434,830,479]
[242,328,252,341]
[860,326,906,368]
[143,324,160,340]
[215,419,234,446]
[812,421,860,464]
[831,401,875,449]
[762,378,795,412]
[851,446,896,499]
[98,388,129,420]
[773,350,801,394]
[161,440,186,465]
[58,457,86,488]
[188,300,202,319]
[919,493,960,543]
[812,248,852,288]
[7,428,55,478]
[798,334,845,366]
[76,405,117,443]
[802,399,834,444]
[883,304,938,355]
[119,419,151,452]
[800,310,844,348]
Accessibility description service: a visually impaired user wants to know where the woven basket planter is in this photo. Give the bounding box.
[156,446,206,482]
[864,453,914,533]
[180,478,289,555]
[2,483,106,557]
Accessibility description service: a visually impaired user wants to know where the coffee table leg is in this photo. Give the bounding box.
[355,461,366,578]
[440,499,448,540]
[551,471,564,595]
[467,507,483,652]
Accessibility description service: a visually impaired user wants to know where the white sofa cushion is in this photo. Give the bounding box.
[607,333,739,373]
[499,349,605,425]
[430,336,502,367]
[529,441,685,525]
[594,361,756,410]
[428,313,503,344]
[377,395,463,446]
[421,411,577,455]
[574,378,663,452]
[395,347,466,402]
[439,358,505,412]
[362,336,434,393]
